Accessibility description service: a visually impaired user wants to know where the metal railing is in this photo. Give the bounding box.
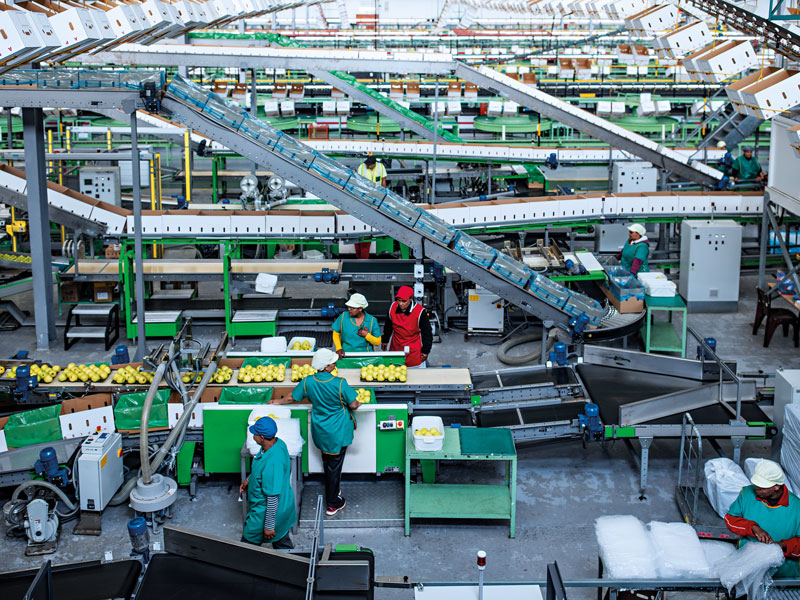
[676,412,703,529]
[687,326,743,420]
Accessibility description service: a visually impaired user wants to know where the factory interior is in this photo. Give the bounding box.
[0,0,800,597]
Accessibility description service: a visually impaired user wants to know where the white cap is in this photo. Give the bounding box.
[716,141,727,149]
[628,223,647,237]
[311,348,339,371]
[751,460,785,488]
[345,293,368,309]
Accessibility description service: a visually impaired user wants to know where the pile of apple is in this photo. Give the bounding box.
[238,363,285,383]
[112,366,155,385]
[290,363,337,382]
[360,363,407,383]
[355,388,373,404]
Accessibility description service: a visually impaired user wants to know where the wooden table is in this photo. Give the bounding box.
[768,282,800,310]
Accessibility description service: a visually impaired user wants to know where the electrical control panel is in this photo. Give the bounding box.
[77,432,124,512]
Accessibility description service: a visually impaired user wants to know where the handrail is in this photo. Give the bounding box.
[687,326,742,421]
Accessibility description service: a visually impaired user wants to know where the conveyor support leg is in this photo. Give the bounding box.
[639,437,653,500]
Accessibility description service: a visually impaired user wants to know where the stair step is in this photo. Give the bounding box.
[66,326,108,338]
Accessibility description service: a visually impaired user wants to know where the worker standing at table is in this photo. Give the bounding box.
[617,223,650,276]
[333,293,381,357]
[239,417,297,549]
[381,285,432,368]
[289,348,361,516]
[732,145,764,186]
[725,460,800,577]
[354,156,388,259]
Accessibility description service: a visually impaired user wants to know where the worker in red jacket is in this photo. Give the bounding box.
[381,285,432,368]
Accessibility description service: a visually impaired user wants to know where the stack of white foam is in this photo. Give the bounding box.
[596,516,731,578]
[781,404,800,492]
[637,271,677,297]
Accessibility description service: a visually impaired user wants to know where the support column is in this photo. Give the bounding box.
[130,111,147,360]
[758,193,769,290]
[22,108,56,350]
[431,75,439,205]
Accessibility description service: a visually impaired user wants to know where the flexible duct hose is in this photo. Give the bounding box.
[11,480,78,516]
[496,328,562,365]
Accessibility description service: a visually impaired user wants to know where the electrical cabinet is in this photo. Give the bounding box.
[595,223,631,252]
[79,167,121,206]
[611,162,658,193]
[77,432,124,512]
[468,287,504,333]
[679,220,742,312]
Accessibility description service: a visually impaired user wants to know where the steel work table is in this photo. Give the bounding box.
[404,427,517,538]
[644,294,687,357]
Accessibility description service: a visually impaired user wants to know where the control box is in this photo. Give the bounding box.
[679,220,742,312]
[79,167,121,206]
[77,432,124,512]
[775,369,800,431]
[468,287,504,334]
[611,162,658,193]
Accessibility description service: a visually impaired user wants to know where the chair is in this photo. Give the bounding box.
[753,288,799,347]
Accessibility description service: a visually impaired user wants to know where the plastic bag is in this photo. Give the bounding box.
[246,407,303,457]
[700,540,736,577]
[781,405,800,492]
[219,387,274,405]
[647,521,711,578]
[596,515,658,579]
[114,389,170,430]
[704,458,750,518]
[3,404,63,448]
[716,542,784,600]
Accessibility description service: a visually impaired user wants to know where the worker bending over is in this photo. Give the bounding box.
[382,285,432,368]
[725,460,800,577]
[289,349,361,516]
[617,223,649,276]
[333,293,381,357]
[732,146,764,186]
[240,417,297,549]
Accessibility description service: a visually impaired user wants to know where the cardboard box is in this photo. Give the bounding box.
[61,282,81,303]
[93,282,115,303]
[601,283,644,314]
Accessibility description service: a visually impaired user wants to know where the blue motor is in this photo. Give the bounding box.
[579,403,603,441]
[128,517,151,563]
[696,337,717,360]
[14,365,38,403]
[545,153,558,170]
[112,345,130,365]
[321,302,344,318]
[548,341,569,366]
[34,447,70,487]
[314,268,340,284]
[569,313,590,340]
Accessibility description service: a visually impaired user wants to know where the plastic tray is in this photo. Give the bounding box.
[414,212,458,246]
[378,195,422,228]
[412,415,444,452]
[490,253,532,288]
[454,234,497,268]
[288,336,316,351]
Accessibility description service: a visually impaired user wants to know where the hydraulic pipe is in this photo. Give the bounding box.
[139,358,171,485]
[12,480,77,513]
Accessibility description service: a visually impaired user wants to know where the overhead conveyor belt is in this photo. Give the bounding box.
[453,64,724,188]
[163,74,610,329]
[683,0,800,61]
[84,44,457,75]
[311,70,463,144]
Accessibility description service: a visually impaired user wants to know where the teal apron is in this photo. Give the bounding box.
[333,311,380,352]
[243,438,297,544]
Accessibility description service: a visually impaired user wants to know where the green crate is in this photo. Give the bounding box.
[219,386,274,405]
[240,356,292,369]
[338,356,405,369]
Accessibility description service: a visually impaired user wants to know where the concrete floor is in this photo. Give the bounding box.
[0,272,798,597]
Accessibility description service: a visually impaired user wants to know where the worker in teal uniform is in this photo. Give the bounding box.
[616,223,649,276]
[239,417,297,549]
[731,146,764,186]
[289,348,361,516]
[725,460,800,577]
[333,293,382,357]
